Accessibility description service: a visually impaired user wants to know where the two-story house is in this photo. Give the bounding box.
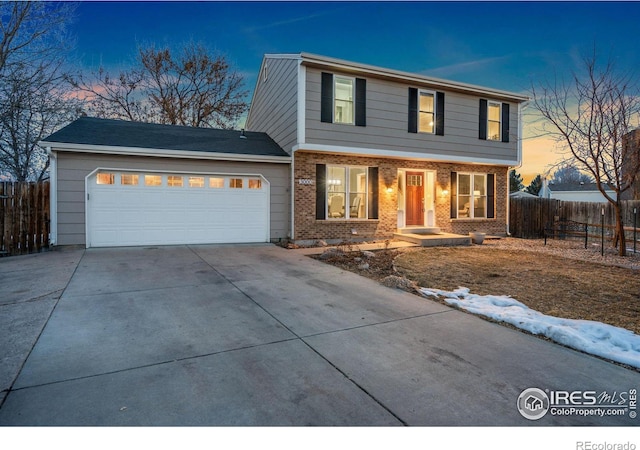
[246,53,529,244]
[42,53,528,249]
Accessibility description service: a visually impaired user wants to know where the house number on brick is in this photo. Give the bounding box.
[298,179,314,185]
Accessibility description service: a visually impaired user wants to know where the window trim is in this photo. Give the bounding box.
[315,164,378,220]
[325,165,368,220]
[333,75,356,125]
[418,89,436,134]
[451,172,495,220]
[409,88,444,135]
[487,101,502,141]
[321,72,366,126]
[479,99,509,142]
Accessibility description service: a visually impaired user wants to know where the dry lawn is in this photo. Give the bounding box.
[314,238,640,335]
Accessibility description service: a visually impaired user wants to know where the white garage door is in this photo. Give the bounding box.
[87,170,270,247]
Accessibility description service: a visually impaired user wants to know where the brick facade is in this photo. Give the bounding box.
[293,151,509,243]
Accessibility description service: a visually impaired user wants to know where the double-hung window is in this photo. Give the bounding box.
[408,88,445,135]
[479,99,509,142]
[321,72,366,126]
[451,172,495,219]
[334,76,354,125]
[487,101,501,141]
[418,90,435,133]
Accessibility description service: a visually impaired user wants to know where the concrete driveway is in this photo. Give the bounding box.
[0,244,638,426]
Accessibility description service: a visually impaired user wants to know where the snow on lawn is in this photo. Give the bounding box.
[420,287,640,369]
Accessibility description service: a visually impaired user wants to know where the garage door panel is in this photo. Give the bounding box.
[88,171,269,247]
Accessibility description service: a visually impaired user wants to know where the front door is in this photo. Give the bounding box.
[405,171,424,226]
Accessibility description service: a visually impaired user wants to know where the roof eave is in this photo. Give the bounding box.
[40,141,291,163]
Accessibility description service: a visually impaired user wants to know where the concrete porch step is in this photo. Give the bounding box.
[393,231,471,247]
[397,227,441,235]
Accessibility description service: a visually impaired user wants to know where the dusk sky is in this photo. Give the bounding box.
[70,1,640,183]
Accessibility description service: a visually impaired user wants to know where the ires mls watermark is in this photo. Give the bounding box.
[517,387,637,420]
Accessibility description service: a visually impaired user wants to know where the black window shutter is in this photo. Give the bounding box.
[368,167,379,219]
[450,172,458,219]
[321,73,333,123]
[501,103,510,143]
[436,91,445,136]
[355,78,366,127]
[316,164,327,219]
[487,174,495,218]
[479,99,487,140]
[408,88,418,133]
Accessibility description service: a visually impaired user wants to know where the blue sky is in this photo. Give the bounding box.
[70,1,640,181]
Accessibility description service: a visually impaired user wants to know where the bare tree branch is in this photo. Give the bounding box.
[73,41,249,129]
[531,50,640,256]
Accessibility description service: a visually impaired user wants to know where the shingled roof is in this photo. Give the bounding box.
[42,117,289,158]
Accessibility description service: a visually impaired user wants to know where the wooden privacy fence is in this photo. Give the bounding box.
[0,181,50,256]
[509,196,640,245]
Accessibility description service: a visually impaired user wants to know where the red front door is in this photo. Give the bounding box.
[406,172,424,226]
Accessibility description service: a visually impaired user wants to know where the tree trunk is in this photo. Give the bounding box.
[614,203,626,256]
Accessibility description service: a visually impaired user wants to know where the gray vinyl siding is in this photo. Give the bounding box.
[246,57,299,154]
[54,151,290,246]
[304,68,519,162]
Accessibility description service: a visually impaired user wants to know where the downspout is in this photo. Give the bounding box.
[290,149,295,241]
[46,146,57,246]
[507,100,527,236]
[290,58,306,241]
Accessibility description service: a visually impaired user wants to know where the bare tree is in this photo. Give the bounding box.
[549,164,593,185]
[70,42,249,129]
[531,51,640,256]
[0,60,81,181]
[0,1,74,74]
[69,66,150,122]
[0,1,80,181]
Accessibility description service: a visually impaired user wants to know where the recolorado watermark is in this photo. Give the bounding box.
[517,387,637,421]
[576,442,636,450]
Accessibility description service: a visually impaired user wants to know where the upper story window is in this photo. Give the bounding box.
[479,99,509,142]
[419,90,435,133]
[408,88,444,135]
[334,76,354,124]
[321,72,366,127]
[487,101,501,141]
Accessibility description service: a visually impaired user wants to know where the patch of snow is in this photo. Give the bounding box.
[420,287,640,369]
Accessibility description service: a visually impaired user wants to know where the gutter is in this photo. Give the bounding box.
[38,141,291,164]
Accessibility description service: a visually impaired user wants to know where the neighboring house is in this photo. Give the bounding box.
[246,53,529,243]
[41,117,290,247]
[539,180,615,203]
[509,191,537,199]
